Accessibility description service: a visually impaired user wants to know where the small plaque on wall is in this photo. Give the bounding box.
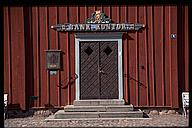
[46,50,61,70]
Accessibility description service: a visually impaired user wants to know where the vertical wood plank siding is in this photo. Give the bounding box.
[3,5,189,110]
[4,7,26,109]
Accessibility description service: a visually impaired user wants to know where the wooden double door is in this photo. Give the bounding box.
[80,41,118,99]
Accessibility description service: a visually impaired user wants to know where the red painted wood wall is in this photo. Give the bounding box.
[4,5,189,110]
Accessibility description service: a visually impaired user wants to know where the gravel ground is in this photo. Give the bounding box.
[4,114,189,127]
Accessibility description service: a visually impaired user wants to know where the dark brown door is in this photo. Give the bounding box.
[80,41,118,99]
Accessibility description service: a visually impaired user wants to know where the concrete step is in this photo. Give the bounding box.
[73,99,125,106]
[55,110,99,118]
[54,110,143,119]
[64,105,134,112]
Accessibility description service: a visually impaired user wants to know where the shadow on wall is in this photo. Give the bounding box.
[7,104,21,110]
[6,103,59,119]
[122,33,134,40]
[122,25,147,40]
[124,74,147,88]
[56,73,78,89]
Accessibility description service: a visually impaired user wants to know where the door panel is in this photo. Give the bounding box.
[100,42,118,99]
[80,41,118,99]
[80,42,100,99]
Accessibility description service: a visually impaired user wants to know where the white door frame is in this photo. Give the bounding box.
[75,32,123,100]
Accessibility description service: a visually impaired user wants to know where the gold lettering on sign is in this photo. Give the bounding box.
[74,24,79,30]
[101,24,106,30]
[105,24,110,30]
[96,24,100,30]
[62,25,66,30]
[121,24,126,30]
[116,24,121,30]
[86,24,91,30]
[66,24,72,30]
[79,24,85,30]
[111,24,116,30]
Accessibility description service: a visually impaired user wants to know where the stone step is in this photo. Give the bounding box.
[54,110,143,119]
[64,105,134,112]
[73,99,125,106]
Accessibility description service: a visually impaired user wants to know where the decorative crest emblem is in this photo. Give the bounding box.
[86,10,112,24]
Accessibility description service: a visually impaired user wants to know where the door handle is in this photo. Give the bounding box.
[99,70,107,74]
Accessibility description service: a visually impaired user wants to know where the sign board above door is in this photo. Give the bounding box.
[51,10,145,32]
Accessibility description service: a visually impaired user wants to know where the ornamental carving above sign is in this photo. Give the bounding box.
[86,10,112,23]
[51,10,145,32]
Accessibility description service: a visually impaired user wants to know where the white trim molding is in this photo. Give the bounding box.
[75,32,124,100]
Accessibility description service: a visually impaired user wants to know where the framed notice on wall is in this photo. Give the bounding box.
[46,50,61,70]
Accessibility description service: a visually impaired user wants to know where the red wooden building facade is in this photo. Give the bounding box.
[3,5,189,110]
